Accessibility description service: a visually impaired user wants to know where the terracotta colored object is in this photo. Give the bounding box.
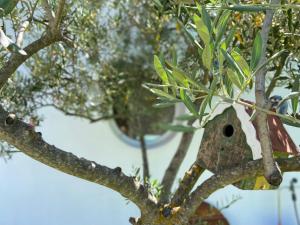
[189,202,229,225]
[243,101,299,155]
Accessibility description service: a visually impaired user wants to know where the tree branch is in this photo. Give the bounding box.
[42,0,55,28]
[2,101,299,225]
[255,0,282,186]
[170,161,204,207]
[0,106,158,215]
[0,32,63,89]
[140,135,150,183]
[54,0,66,29]
[266,52,289,98]
[172,156,300,225]
[0,0,68,89]
[160,119,195,203]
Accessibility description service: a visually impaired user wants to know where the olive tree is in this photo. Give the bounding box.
[0,0,299,224]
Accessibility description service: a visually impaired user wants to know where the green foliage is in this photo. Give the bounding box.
[172,67,189,88]
[154,55,169,92]
[221,49,245,86]
[0,0,19,16]
[1,0,187,124]
[159,123,196,132]
[215,10,231,46]
[231,50,251,78]
[0,0,299,140]
[149,88,178,101]
[148,179,163,199]
[150,2,300,130]
[175,113,199,121]
[227,68,242,90]
[193,14,210,46]
[179,88,198,115]
[250,32,262,71]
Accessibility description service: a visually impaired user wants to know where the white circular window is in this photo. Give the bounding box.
[110,103,185,149]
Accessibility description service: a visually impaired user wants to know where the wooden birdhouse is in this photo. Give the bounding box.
[197,101,299,190]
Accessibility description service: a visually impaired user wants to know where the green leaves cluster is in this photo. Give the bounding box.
[149,6,255,131]
[1,0,192,136]
[0,0,19,16]
[0,0,299,135]
[150,3,300,131]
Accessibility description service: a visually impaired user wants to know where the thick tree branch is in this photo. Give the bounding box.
[181,161,263,220]
[0,106,158,215]
[160,99,202,203]
[1,102,299,225]
[255,0,282,186]
[160,119,195,203]
[172,156,300,225]
[0,32,63,89]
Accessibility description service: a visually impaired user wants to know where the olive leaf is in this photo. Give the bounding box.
[250,32,263,71]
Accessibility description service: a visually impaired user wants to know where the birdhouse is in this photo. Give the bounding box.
[197,101,299,190]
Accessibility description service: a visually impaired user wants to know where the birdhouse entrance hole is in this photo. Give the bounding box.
[223,124,234,137]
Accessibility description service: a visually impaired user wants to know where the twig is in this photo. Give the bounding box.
[42,0,55,28]
[139,134,150,183]
[145,83,300,125]
[266,53,289,97]
[53,0,66,29]
[160,119,196,203]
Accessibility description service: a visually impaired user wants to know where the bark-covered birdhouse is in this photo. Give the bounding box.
[197,102,299,190]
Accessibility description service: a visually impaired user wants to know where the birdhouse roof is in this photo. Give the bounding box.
[206,100,299,158]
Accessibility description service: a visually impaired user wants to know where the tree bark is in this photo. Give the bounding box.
[160,119,195,203]
[170,162,204,207]
[140,134,150,183]
[0,33,63,89]
[1,104,300,225]
[0,106,158,215]
[255,0,282,186]
[173,156,300,224]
